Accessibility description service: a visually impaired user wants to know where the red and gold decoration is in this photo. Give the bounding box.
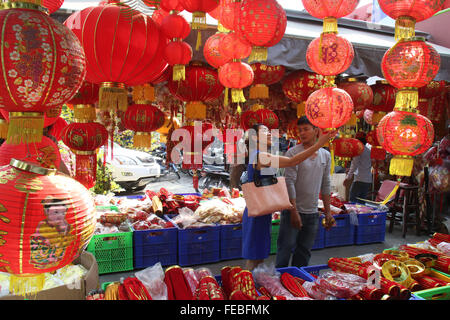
[332,137,364,163]
[237,0,287,62]
[168,63,224,120]
[377,0,445,41]
[121,103,165,148]
[240,109,260,131]
[61,122,109,188]
[369,80,396,124]
[301,0,359,20]
[218,61,254,106]
[287,119,301,143]
[64,2,168,112]
[0,3,86,145]
[338,78,373,112]
[376,110,434,177]
[203,32,231,69]
[0,159,96,296]
[218,0,240,31]
[250,63,285,100]
[366,129,386,161]
[282,70,326,118]
[0,112,8,140]
[67,81,100,122]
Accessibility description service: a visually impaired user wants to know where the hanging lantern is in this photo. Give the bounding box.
[366,129,386,160]
[168,63,224,120]
[238,0,287,62]
[159,0,185,12]
[337,78,373,111]
[64,3,169,112]
[152,7,170,26]
[219,32,252,60]
[301,0,359,20]
[41,0,64,13]
[204,33,232,68]
[377,0,444,40]
[381,37,441,111]
[0,159,96,296]
[240,110,260,131]
[218,61,254,105]
[282,70,327,118]
[0,4,86,145]
[370,80,397,112]
[218,0,241,31]
[376,110,434,176]
[333,137,364,161]
[286,119,301,142]
[306,33,354,78]
[250,63,285,99]
[68,81,100,122]
[252,107,279,130]
[121,104,165,148]
[161,12,193,81]
[61,122,109,188]
[418,80,447,99]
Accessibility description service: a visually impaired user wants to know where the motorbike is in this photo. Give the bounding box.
[198,164,230,190]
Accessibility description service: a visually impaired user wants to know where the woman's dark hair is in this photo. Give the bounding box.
[297,116,315,127]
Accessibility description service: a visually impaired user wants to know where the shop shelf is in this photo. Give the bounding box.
[220,223,243,260]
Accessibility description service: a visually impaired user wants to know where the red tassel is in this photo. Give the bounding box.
[75,153,97,189]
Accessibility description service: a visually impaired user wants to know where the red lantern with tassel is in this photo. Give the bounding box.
[376,110,434,176]
[121,104,165,148]
[219,0,241,31]
[338,78,374,111]
[287,119,301,143]
[168,63,224,120]
[237,0,287,62]
[203,33,232,68]
[219,32,252,60]
[301,0,359,19]
[240,110,260,131]
[250,63,285,100]
[64,3,169,112]
[0,4,86,145]
[68,81,100,122]
[333,137,364,162]
[61,122,109,188]
[253,107,279,130]
[218,61,254,105]
[282,70,327,118]
[0,159,96,296]
[370,80,397,112]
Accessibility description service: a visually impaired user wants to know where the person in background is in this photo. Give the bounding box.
[276,116,335,268]
[242,123,335,271]
[344,132,372,204]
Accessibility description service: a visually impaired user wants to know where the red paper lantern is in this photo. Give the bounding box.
[219,32,252,60]
[152,8,170,26]
[163,41,193,81]
[306,33,354,77]
[305,87,353,129]
[301,0,359,19]
[161,13,191,39]
[42,0,64,13]
[159,0,185,12]
[64,4,168,112]
[237,0,287,62]
[250,63,285,99]
[337,78,373,111]
[68,81,100,122]
[370,80,397,112]
[376,110,434,176]
[61,122,109,188]
[218,61,254,104]
[253,108,279,130]
[168,63,224,120]
[0,136,61,169]
[203,33,232,68]
[0,159,96,295]
[333,137,364,160]
[218,0,240,31]
[121,104,165,148]
[0,6,86,145]
[240,110,260,131]
[282,70,327,117]
[287,119,302,142]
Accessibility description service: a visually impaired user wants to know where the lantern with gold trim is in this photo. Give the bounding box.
[250,63,285,100]
[67,81,99,122]
[0,159,96,296]
[218,61,254,108]
[203,32,232,69]
[0,1,86,145]
[332,136,364,165]
[240,109,260,131]
[61,122,109,188]
[287,118,301,143]
[338,78,373,112]
[251,105,279,130]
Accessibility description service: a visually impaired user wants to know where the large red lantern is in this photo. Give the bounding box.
[301,0,360,19]
[338,78,373,111]
[377,0,444,40]
[282,70,327,117]
[218,61,254,104]
[0,5,86,145]
[237,0,287,62]
[64,3,168,112]
[68,81,100,122]
[0,159,96,295]
[333,137,364,161]
[203,33,232,68]
[252,107,279,130]
[381,38,441,111]
[219,32,252,61]
[250,63,285,99]
[376,110,434,176]
[240,110,260,131]
[306,33,354,77]
[218,0,240,31]
[61,122,109,188]
[121,104,165,148]
[168,63,224,120]
[370,80,397,112]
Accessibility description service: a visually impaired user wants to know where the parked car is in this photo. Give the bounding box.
[104,143,161,192]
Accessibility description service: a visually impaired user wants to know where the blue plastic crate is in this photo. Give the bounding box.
[325,214,355,247]
[311,218,325,250]
[220,223,243,260]
[132,226,178,268]
[177,225,221,266]
[354,211,387,245]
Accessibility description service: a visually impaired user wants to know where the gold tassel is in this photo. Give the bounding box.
[0,119,8,139]
[172,64,186,81]
[10,273,45,298]
[191,11,206,30]
[347,113,358,126]
[236,104,242,114]
[195,30,202,51]
[133,132,152,148]
[73,104,97,122]
[248,46,268,63]
[297,102,305,118]
[395,16,416,41]
[231,89,246,103]
[132,84,155,103]
[7,112,44,145]
[185,101,206,120]
[389,155,414,177]
[224,87,229,107]
[99,82,128,112]
[250,104,265,111]
[249,84,269,99]
[394,88,418,112]
[329,138,335,175]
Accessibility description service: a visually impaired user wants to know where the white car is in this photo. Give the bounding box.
[104,143,161,191]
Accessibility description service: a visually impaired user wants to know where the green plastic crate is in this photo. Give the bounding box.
[414,286,450,300]
[270,219,280,254]
[86,227,133,274]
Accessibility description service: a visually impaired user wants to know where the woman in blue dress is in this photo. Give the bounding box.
[242,124,334,270]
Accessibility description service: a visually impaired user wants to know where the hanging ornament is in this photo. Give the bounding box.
[370,80,397,112]
[240,109,260,131]
[366,129,386,161]
[203,32,232,69]
[301,0,360,20]
[250,63,285,100]
[218,61,254,106]
[68,81,100,122]
[219,0,241,31]
[337,78,373,111]
[332,137,364,163]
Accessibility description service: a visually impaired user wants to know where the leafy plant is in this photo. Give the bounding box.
[90,149,121,195]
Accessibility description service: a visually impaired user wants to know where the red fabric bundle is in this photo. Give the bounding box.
[118,283,129,300]
[164,266,194,300]
[122,277,152,300]
[415,275,448,290]
[280,273,310,298]
[195,276,224,300]
[258,286,273,298]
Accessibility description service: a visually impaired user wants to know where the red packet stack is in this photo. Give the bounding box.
[164,266,194,300]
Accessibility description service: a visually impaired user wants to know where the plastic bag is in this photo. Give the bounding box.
[252,263,296,300]
[429,165,450,192]
[301,281,337,300]
[183,268,199,295]
[135,263,168,300]
[194,267,213,281]
[312,271,367,299]
[436,242,450,256]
